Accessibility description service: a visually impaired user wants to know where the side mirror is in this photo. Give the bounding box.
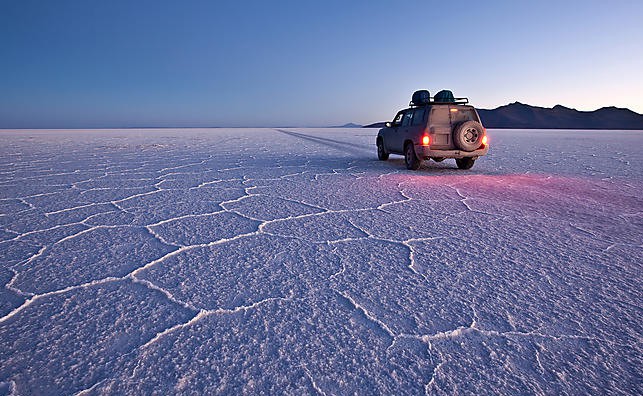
[385,122,392,128]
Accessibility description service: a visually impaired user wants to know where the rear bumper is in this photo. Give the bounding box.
[415,144,489,159]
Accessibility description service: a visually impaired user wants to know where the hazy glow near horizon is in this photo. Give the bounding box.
[1,0,642,128]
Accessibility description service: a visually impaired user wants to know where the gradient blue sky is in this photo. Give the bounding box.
[1,0,642,128]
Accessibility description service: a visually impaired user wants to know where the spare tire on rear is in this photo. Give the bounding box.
[453,121,484,152]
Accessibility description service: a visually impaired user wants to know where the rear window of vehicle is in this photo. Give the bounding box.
[450,107,480,123]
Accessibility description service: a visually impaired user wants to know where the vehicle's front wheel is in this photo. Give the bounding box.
[404,143,421,170]
[456,157,475,170]
[377,139,389,160]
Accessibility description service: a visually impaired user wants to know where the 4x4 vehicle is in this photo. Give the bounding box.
[376,90,489,170]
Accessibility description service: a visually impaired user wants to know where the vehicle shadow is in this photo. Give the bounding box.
[275,129,374,153]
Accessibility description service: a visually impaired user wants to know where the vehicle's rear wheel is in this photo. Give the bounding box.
[377,139,389,160]
[453,121,484,151]
[456,157,475,170]
[431,157,445,162]
[404,143,421,170]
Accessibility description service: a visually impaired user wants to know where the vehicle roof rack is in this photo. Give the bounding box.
[409,97,469,107]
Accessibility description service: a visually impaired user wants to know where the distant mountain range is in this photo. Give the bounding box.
[332,123,363,128]
[477,102,643,129]
[361,103,643,129]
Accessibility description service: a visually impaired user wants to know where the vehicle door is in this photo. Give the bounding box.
[390,109,413,153]
[383,110,405,154]
[410,107,427,141]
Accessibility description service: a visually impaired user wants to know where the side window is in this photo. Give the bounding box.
[402,110,413,127]
[412,108,426,126]
[392,111,404,126]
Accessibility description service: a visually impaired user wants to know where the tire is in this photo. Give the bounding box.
[377,138,389,160]
[453,121,484,152]
[456,157,475,170]
[431,157,445,162]
[404,143,421,170]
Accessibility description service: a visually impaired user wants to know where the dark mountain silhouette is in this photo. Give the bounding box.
[331,123,362,128]
[362,103,643,129]
[477,102,643,129]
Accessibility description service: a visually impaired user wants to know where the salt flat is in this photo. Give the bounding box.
[0,128,641,395]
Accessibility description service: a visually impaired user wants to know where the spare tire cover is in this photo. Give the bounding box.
[453,121,484,151]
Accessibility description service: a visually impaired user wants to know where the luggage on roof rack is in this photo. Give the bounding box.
[434,90,455,103]
[411,90,431,106]
[409,89,470,107]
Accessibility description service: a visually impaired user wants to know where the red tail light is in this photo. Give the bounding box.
[422,135,430,146]
[482,135,488,145]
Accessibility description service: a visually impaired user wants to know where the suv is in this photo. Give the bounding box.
[376,90,489,170]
